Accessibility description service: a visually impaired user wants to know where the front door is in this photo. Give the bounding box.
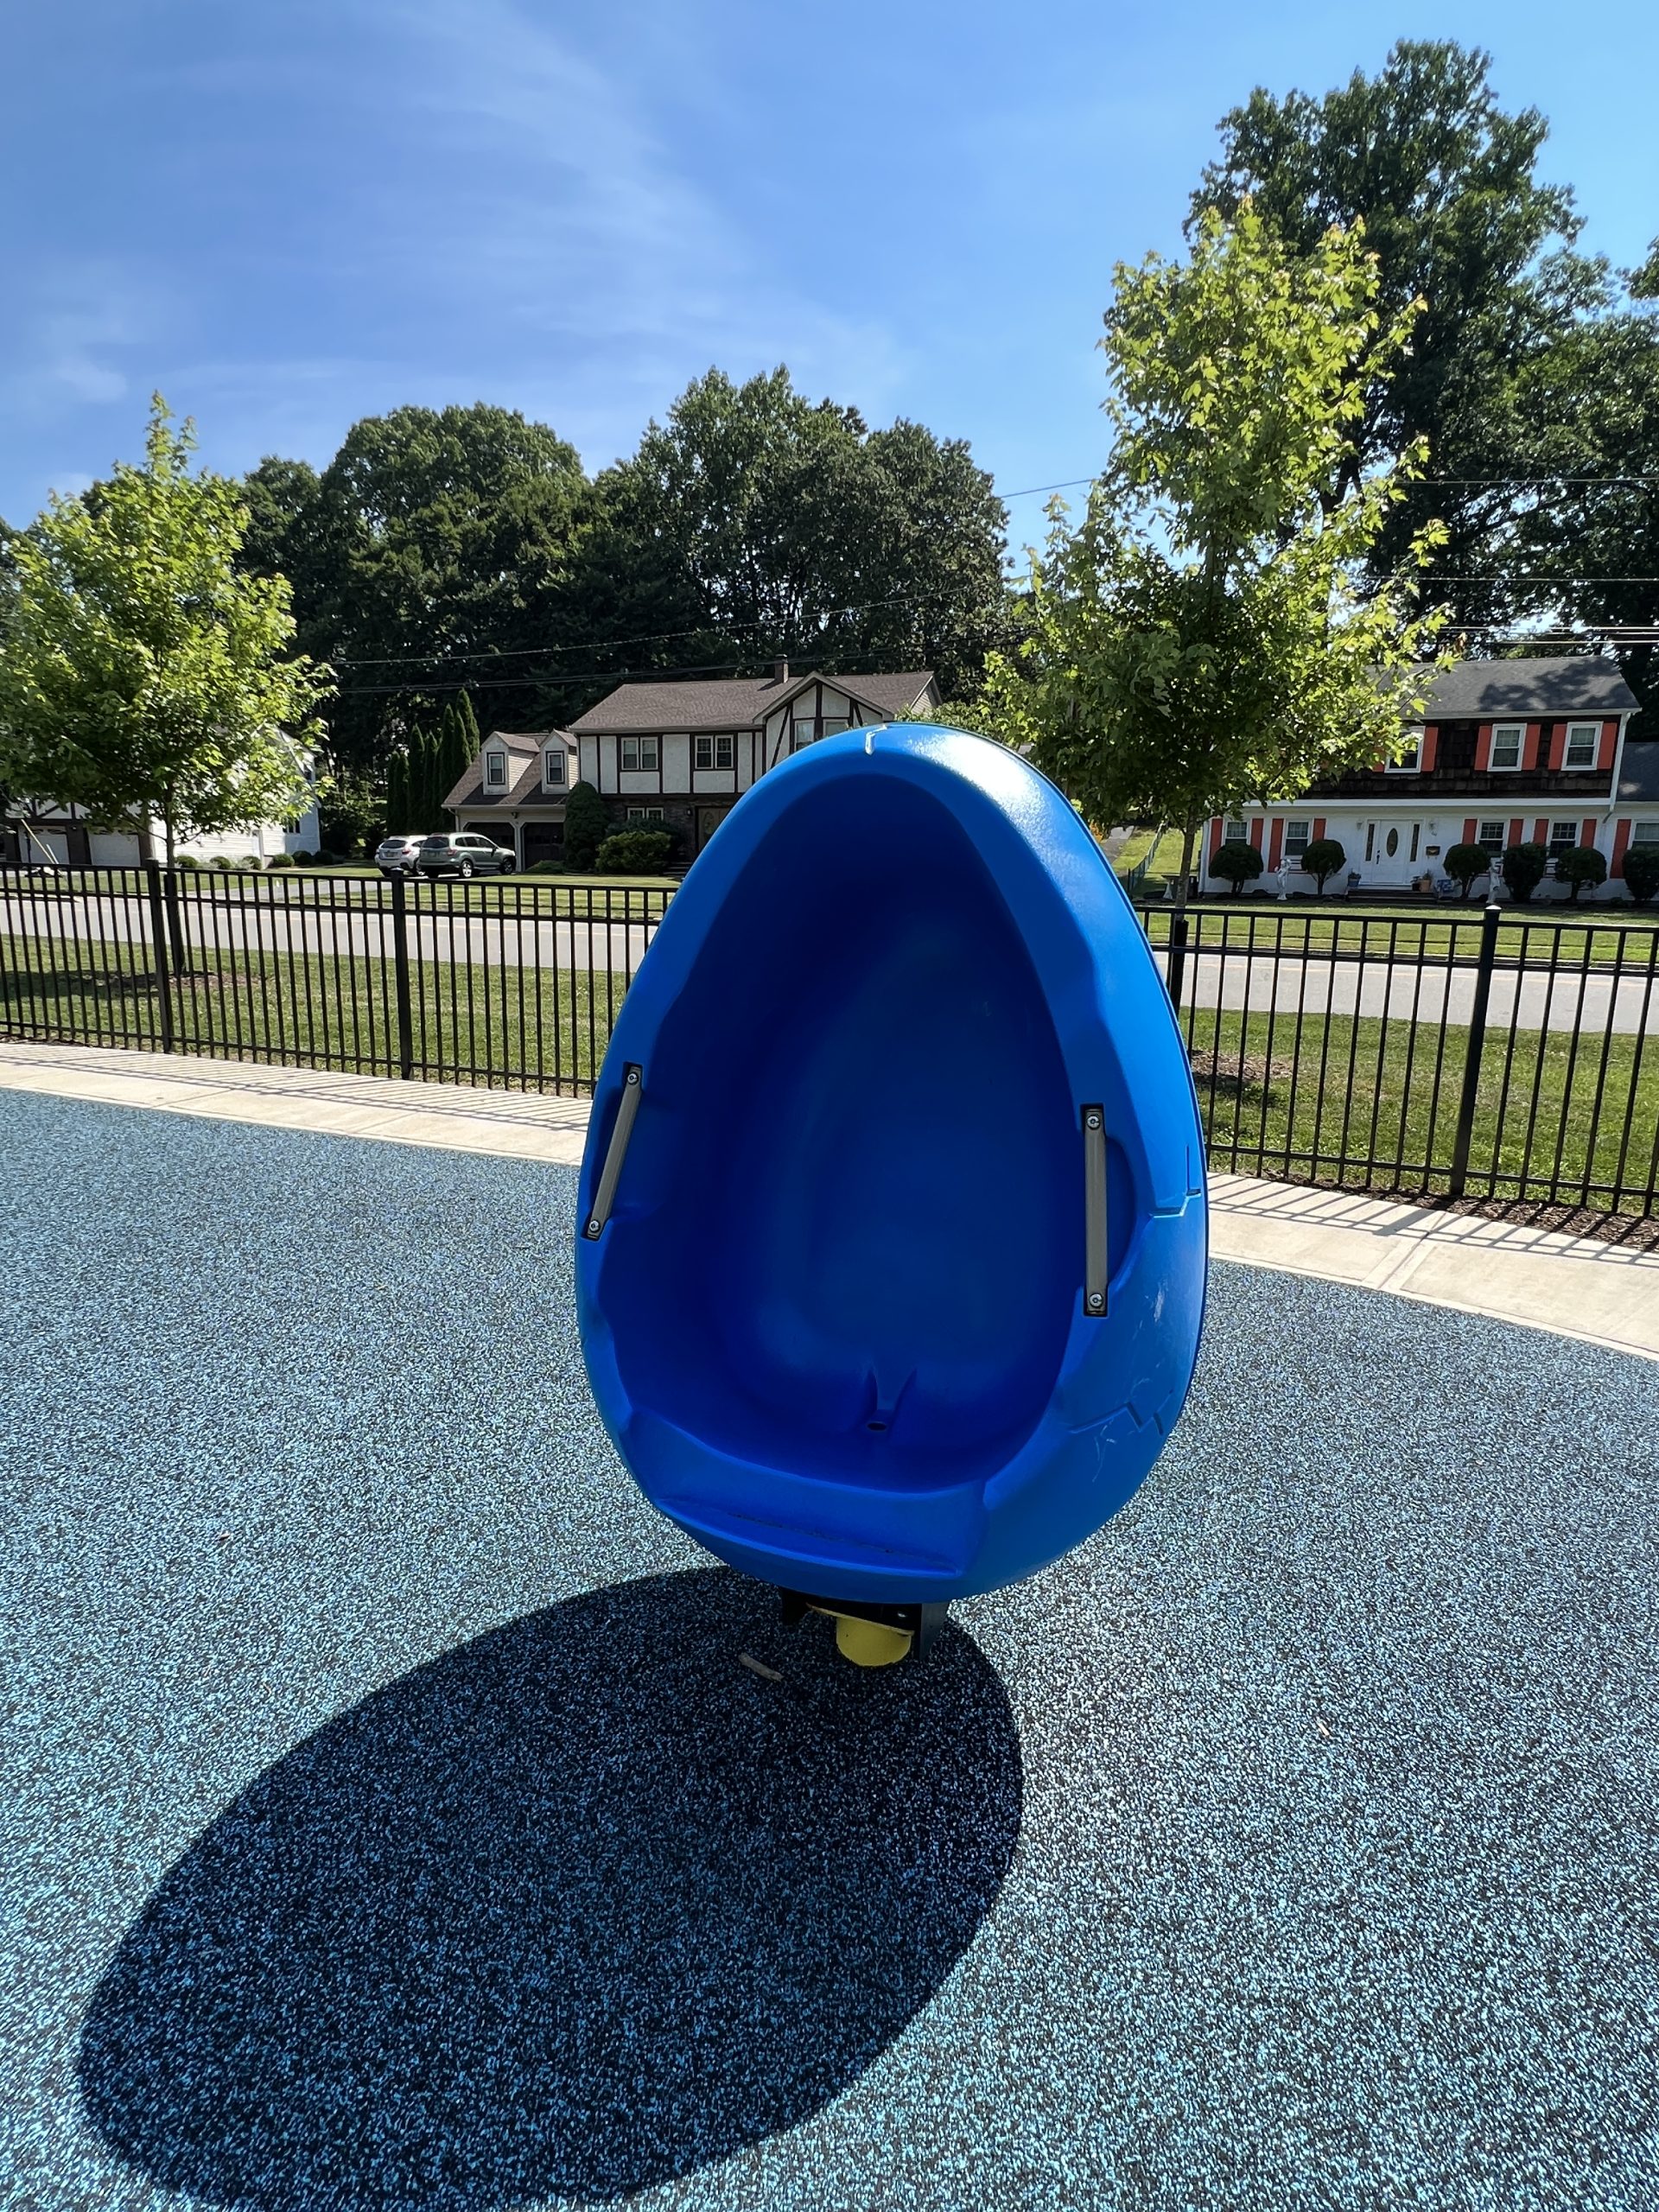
[696,807,727,852]
[1365,819,1424,885]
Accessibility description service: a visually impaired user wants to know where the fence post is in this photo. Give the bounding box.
[143,861,176,1052]
[1166,907,1191,1012]
[1448,900,1502,1198]
[391,872,416,1079]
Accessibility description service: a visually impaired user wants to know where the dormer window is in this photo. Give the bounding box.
[543,747,567,790]
[483,749,508,791]
[1387,730,1423,772]
[1564,722,1599,768]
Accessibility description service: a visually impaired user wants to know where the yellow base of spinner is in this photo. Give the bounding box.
[812,1607,915,1668]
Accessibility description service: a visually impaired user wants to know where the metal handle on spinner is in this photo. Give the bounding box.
[583,1065,643,1238]
[1083,1105,1108,1316]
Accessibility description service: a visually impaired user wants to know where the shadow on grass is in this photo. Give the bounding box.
[79,1567,1021,2208]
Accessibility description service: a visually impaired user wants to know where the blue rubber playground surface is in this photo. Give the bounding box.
[4,1089,1659,2212]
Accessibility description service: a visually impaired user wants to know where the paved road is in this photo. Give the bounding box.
[1151,946,1659,1036]
[0,880,660,979]
[7,884,1659,1033]
[5,1095,1659,2212]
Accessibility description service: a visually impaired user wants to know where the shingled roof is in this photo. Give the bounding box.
[570,669,935,734]
[1413,657,1640,720]
[443,730,575,813]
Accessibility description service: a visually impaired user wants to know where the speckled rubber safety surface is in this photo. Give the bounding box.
[4,1091,1659,2212]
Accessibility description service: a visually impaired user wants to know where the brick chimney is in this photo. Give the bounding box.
[772,658,789,682]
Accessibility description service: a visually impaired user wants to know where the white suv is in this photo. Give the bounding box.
[374,835,427,879]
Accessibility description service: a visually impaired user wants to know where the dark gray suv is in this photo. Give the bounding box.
[417,832,516,880]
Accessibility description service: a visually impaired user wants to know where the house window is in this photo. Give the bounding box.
[1549,821,1579,853]
[792,718,817,748]
[1387,730,1422,772]
[1364,823,1375,861]
[821,719,850,738]
[483,750,507,790]
[543,749,566,789]
[694,734,735,770]
[620,736,659,772]
[1634,823,1659,845]
[1478,820,1506,853]
[1564,722,1599,768]
[626,806,664,823]
[1283,820,1311,860]
[1489,723,1524,770]
[1224,817,1248,843]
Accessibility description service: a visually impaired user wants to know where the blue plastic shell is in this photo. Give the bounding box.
[575,725,1207,1603]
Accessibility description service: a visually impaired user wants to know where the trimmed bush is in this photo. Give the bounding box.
[1442,842,1491,899]
[595,829,676,874]
[1622,842,1659,905]
[1210,838,1264,894]
[1556,844,1608,902]
[171,854,200,870]
[1501,842,1548,903]
[1300,836,1346,893]
[524,858,566,874]
[292,850,319,866]
[267,853,296,868]
[207,855,238,871]
[563,780,610,872]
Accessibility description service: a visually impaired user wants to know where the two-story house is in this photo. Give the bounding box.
[443,664,938,864]
[1199,658,1652,899]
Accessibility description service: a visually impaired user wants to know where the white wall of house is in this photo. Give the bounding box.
[1203,802,1659,900]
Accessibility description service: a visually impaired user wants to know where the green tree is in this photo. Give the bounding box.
[1501,841,1548,901]
[386,748,410,836]
[1556,844,1607,901]
[1211,839,1265,895]
[988,208,1444,915]
[240,405,588,766]
[1442,841,1491,898]
[563,779,610,871]
[572,369,1010,700]
[1193,41,1601,623]
[0,397,328,863]
[1300,836,1346,893]
[1622,842,1659,905]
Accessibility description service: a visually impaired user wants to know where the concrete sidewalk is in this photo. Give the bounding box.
[2,1036,1655,1359]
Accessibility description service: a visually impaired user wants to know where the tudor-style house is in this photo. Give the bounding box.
[443,664,938,864]
[1199,658,1653,899]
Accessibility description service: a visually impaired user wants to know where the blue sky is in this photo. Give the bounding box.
[3,0,1656,546]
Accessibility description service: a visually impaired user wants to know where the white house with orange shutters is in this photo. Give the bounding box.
[1199,658,1654,899]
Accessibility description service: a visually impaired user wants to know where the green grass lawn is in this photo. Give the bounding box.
[0,934,617,1092]
[1186,1001,1659,1209]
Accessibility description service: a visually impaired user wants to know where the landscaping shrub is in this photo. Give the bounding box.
[171,854,200,869]
[1556,845,1608,902]
[524,858,566,874]
[1300,836,1346,893]
[563,780,610,872]
[1210,838,1263,894]
[1623,843,1659,906]
[292,850,319,866]
[208,855,238,870]
[267,853,296,868]
[1442,842,1491,899]
[1501,842,1548,902]
[595,829,676,874]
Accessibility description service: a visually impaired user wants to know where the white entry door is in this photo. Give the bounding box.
[1366,820,1424,885]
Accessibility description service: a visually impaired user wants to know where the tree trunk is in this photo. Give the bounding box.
[1166,816,1199,1010]
[161,798,189,975]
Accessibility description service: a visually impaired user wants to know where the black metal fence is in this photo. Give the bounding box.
[1146,901,1659,1217]
[0,865,670,1095]
[3,867,1657,1218]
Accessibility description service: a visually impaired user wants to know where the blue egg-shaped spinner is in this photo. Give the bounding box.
[575,724,1206,1605]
